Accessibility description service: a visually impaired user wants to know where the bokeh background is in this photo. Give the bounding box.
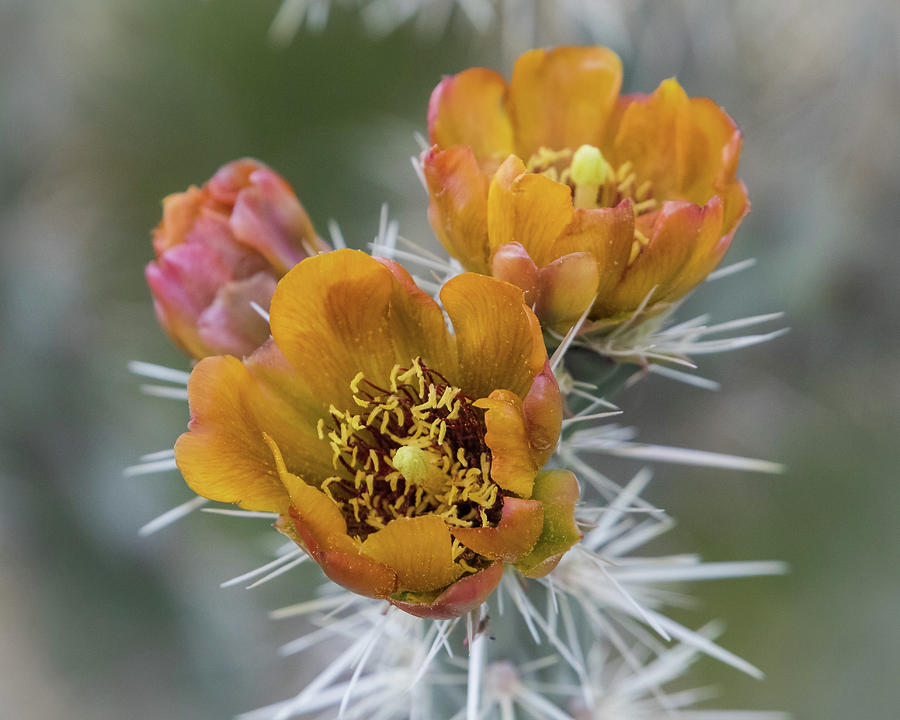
[1,1,898,718]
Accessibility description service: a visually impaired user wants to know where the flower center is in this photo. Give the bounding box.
[526,144,657,266]
[316,358,502,546]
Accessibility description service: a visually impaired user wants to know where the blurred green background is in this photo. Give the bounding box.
[1,1,897,717]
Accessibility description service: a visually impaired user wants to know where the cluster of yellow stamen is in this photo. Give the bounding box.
[526,144,657,266]
[316,358,501,555]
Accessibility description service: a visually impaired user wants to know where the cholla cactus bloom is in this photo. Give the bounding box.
[175,249,580,618]
[146,158,329,359]
[423,46,748,332]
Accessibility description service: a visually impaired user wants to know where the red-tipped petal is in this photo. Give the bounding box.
[490,242,540,302]
[196,271,277,358]
[230,168,321,275]
[522,360,562,469]
[515,469,581,578]
[391,562,504,619]
[207,158,267,203]
[318,545,399,599]
[451,498,543,562]
[535,251,600,333]
[428,68,515,164]
[423,146,492,273]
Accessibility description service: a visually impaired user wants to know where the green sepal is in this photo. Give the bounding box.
[514,469,581,577]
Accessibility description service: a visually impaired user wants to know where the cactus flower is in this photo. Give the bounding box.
[424,46,749,332]
[146,158,329,359]
[175,249,580,618]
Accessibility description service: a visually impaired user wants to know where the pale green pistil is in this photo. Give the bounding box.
[570,144,612,210]
[392,446,447,495]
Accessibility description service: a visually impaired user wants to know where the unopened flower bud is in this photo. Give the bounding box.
[145,158,330,359]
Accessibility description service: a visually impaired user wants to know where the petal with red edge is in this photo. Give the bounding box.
[428,68,515,163]
[515,469,581,578]
[551,200,635,300]
[186,207,269,278]
[613,78,688,201]
[196,271,276,357]
[451,498,543,562]
[423,146,492,273]
[207,158,266,204]
[660,195,726,301]
[521,360,562,469]
[490,242,539,302]
[535,251,599,333]
[721,179,750,236]
[230,168,320,275]
[676,97,742,204]
[318,544,398,599]
[391,562,504,619]
[146,241,230,334]
[263,434,347,556]
[599,200,703,314]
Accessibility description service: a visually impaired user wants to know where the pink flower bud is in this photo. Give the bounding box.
[146,159,330,359]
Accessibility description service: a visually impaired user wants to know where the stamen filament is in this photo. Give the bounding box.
[311,358,501,570]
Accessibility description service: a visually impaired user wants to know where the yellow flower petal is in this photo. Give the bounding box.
[175,354,290,513]
[428,68,515,164]
[657,195,726,302]
[262,434,348,556]
[551,201,635,300]
[440,273,545,400]
[612,77,744,205]
[376,258,458,378]
[722,179,750,235]
[175,337,338,512]
[597,200,706,314]
[423,146,492,273]
[319,544,398,599]
[270,250,456,412]
[675,96,742,205]
[535,251,600,333]
[612,78,689,201]
[509,46,623,160]
[360,516,464,593]
[474,390,537,498]
[487,155,574,267]
[269,250,396,410]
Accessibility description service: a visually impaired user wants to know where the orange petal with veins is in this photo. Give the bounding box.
[451,498,543,562]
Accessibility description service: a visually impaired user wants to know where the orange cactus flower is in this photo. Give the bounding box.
[424,46,749,332]
[175,249,580,618]
[146,158,330,360]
